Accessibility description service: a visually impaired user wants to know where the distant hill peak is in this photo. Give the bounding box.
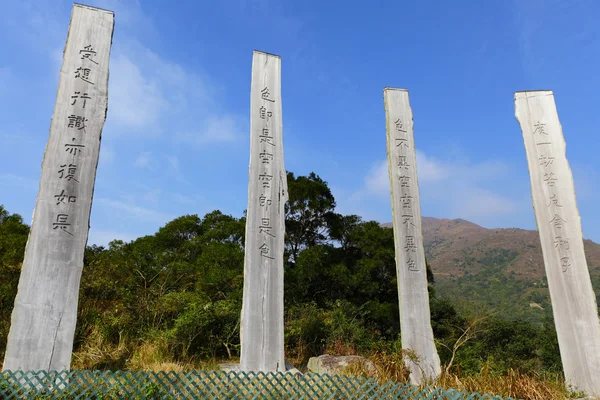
[379,216,600,281]
[381,217,485,232]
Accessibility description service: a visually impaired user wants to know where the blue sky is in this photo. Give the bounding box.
[1,0,599,245]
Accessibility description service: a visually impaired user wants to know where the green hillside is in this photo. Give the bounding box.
[0,172,579,378]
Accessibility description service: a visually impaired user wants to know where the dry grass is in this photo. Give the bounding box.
[325,337,359,357]
[436,367,570,400]
[72,337,588,399]
[343,352,579,400]
[344,351,411,383]
[126,340,190,372]
[71,327,130,370]
[72,329,219,372]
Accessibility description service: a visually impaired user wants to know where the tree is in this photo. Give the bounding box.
[0,206,30,360]
[154,214,203,255]
[439,315,487,374]
[328,213,362,251]
[0,205,29,268]
[286,244,350,306]
[285,172,336,263]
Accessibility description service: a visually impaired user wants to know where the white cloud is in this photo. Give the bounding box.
[454,187,517,219]
[0,173,39,191]
[142,188,161,205]
[514,0,600,85]
[173,193,195,205]
[50,47,63,73]
[93,0,149,28]
[96,197,172,223]
[177,114,241,145]
[416,154,517,220]
[167,155,179,170]
[364,160,389,196]
[362,151,463,198]
[104,34,222,134]
[4,2,65,57]
[99,144,115,167]
[2,0,245,242]
[415,150,449,182]
[108,54,167,129]
[134,151,152,168]
[5,0,243,165]
[203,115,240,142]
[572,164,600,200]
[163,155,190,184]
[338,149,518,224]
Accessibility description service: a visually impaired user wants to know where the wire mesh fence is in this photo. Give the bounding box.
[0,369,516,399]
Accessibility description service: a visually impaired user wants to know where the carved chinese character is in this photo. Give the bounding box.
[561,257,571,272]
[79,45,98,64]
[399,175,410,187]
[549,214,566,229]
[407,257,419,271]
[554,237,570,251]
[259,194,272,210]
[547,194,562,208]
[533,121,547,136]
[539,154,555,168]
[58,164,79,182]
[261,87,275,102]
[397,155,410,168]
[67,115,88,130]
[259,106,272,120]
[405,236,416,253]
[259,218,275,238]
[400,194,412,210]
[395,138,409,149]
[402,214,415,232]
[260,151,273,164]
[395,119,407,133]
[543,172,557,187]
[71,92,91,108]
[65,138,85,156]
[52,213,73,235]
[259,128,275,146]
[54,190,77,206]
[75,67,94,85]
[259,242,274,259]
[259,173,273,188]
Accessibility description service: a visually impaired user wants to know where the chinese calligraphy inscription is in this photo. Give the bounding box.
[383,88,441,385]
[3,4,114,373]
[240,51,288,374]
[515,90,600,397]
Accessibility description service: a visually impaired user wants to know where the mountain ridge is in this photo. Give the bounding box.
[381,217,600,281]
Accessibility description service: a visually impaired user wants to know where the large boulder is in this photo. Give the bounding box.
[307,354,376,375]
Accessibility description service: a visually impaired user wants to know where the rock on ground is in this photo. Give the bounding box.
[307,355,376,375]
[218,360,301,375]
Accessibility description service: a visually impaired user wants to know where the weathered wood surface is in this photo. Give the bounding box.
[3,4,114,372]
[515,90,600,397]
[240,50,288,372]
[383,88,441,384]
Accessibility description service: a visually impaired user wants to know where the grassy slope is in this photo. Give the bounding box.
[383,217,600,324]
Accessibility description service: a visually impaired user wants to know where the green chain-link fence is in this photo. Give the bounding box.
[1,369,517,399]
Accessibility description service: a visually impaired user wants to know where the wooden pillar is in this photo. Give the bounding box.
[240,50,288,372]
[3,4,114,371]
[515,90,600,397]
[384,88,441,384]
